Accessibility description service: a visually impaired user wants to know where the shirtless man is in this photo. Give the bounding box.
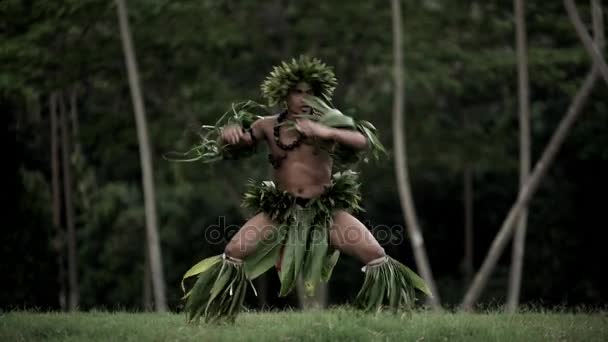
[220,81,386,266]
[180,56,430,323]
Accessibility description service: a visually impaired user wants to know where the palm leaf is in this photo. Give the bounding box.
[242,169,362,298]
[303,225,328,296]
[354,256,431,312]
[301,95,355,128]
[292,208,314,288]
[207,263,234,306]
[395,260,433,297]
[244,226,287,279]
[320,249,340,283]
[279,226,298,296]
[184,264,221,318]
[181,255,222,292]
[299,95,387,166]
[164,100,268,164]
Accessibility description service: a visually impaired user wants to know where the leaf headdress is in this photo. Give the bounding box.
[260,55,338,106]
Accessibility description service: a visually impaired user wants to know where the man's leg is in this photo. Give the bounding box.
[329,210,385,264]
[183,212,277,323]
[329,210,431,311]
[224,212,277,260]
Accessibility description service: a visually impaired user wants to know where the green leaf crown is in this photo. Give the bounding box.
[260,55,338,106]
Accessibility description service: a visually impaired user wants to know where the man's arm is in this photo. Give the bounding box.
[220,118,265,146]
[323,127,368,150]
[295,119,368,150]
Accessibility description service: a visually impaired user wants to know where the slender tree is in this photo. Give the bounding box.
[461,4,604,308]
[69,86,80,141]
[564,0,608,85]
[59,92,79,310]
[391,0,441,308]
[463,164,474,285]
[50,92,67,310]
[115,0,167,311]
[589,2,605,74]
[463,115,474,285]
[143,246,153,311]
[461,75,599,310]
[507,0,532,312]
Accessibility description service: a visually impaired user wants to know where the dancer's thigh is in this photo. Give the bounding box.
[224,212,277,260]
[329,210,385,264]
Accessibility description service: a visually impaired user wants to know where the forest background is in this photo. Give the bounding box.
[3,0,607,313]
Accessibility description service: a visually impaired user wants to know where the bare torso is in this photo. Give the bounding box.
[258,115,334,198]
[225,113,385,265]
[222,81,384,264]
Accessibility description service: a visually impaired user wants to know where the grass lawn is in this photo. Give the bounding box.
[1,307,606,341]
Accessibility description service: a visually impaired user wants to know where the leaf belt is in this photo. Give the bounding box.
[241,170,363,296]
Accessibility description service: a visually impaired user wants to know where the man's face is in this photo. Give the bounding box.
[286,81,313,115]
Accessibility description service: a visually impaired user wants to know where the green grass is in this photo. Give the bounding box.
[1,307,606,341]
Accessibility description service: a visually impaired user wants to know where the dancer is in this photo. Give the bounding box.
[176,55,431,323]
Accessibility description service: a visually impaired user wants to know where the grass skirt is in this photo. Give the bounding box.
[181,170,431,322]
[355,256,433,312]
[242,170,362,297]
[181,254,253,323]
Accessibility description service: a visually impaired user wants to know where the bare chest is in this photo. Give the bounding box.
[262,122,333,168]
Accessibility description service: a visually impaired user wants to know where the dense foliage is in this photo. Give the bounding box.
[3,0,606,311]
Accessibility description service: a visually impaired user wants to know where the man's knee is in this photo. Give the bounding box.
[224,241,245,260]
[363,246,386,264]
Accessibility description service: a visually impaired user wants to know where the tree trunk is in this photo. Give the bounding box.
[564,0,608,85]
[589,0,606,79]
[461,0,604,311]
[50,92,67,311]
[461,72,598,310]
[590,1,605,53]
[507,0,532,312]
[462,106,474,287]
[59,92,79,310]
[463,163,474,286]
[115,0,167,312]
[69,86,80,141]
[390,0,441,309]
[143,245,153,311]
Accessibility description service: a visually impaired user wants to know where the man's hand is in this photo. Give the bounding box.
[220,124,253,145]
[295,118,332,139]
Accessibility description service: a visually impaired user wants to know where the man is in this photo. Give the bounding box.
[180,55,431,323]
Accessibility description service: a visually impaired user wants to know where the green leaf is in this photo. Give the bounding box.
[181,255,222,292]
[303,225,328,296]
[279,227,298,296]
[244,227,287,279]
[389,265,399,309]
[320,249,340,283]
[368,271,383,310]
[208,263,234,304]
[301,95,355,128]
[184,262,222,319]
[228,272,246,315]
[396,262,433,297]
[292,208,314,288]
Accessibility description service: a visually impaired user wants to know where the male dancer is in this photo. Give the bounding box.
[180,55,431,323]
